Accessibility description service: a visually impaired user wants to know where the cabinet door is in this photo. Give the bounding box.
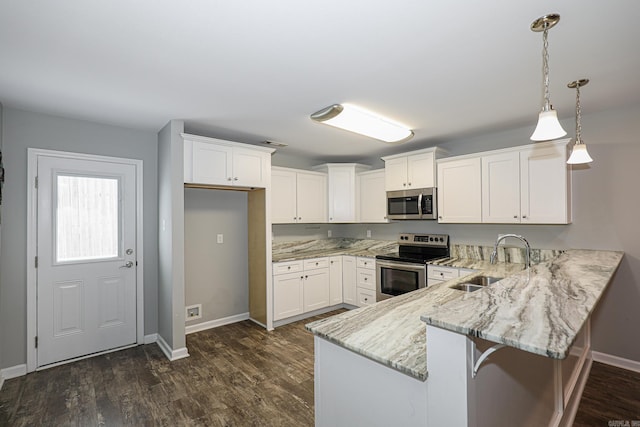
[407,152,435,188]
[297,172,327,223]
[303,269,330,312]
[520,144,570,224]
[342,256,357,306]
[232,147,268,188]
[359,170,388,223]
[192,141,233,185]
[271,168,298,223]
[384,157,408,191]
[273,272,304,321]
[328,166,356,222]
[437,158,482,223]
[482,151,521,223]
[329,257,343,305]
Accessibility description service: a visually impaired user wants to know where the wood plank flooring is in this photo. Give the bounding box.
[1,310,639,426]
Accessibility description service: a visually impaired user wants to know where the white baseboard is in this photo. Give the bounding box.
[185,312,250,335]
[592,351,640,373]
[144,333,158,344]
[0,364,28,390]
[156,334,190,361]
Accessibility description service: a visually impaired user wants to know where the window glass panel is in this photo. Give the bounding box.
[56,175,119,262]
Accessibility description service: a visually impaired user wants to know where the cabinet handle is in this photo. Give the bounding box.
[298,217,302,220]
[300,276,304,279]
[305,275,308,279]
[513,215,518,219]
[294,217,297,221]
[227,177,232,181]
[408,182,412,186]
[364,277,368,281]
[403,183,406,187]
[287,266,291,270]
[315,262,319,266]
[233,177,238,181]
[331,261,333,264]
[522,215,527,219]
[438,216,443,219]
[364,297,368,302]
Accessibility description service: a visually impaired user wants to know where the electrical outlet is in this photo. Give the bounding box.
[327,230,332,238]
[366,230,372,238]
[185,304,202,321]
[217,234,224,244]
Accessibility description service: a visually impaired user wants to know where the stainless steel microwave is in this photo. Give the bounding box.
[386,188,437,220]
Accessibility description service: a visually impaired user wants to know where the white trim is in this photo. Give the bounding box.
[144,333,158,344]
[26,148,145,372]
[156,334,190,361]
[0,364,28,390]
[36,344,137,371]
[592,351,640,373]
[185,312,250,334]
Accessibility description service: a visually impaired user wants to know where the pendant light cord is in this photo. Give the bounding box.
[542,26,551,111]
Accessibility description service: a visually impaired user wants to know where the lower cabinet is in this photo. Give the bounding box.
[273,270,305,321]
[273,257,331,322]
[329,256,343,306]
[342,256,357,306]
[426,265,477,287]
[356,257,376,307]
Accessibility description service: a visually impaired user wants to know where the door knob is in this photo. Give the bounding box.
[120,261,134,269]
[126,248,134,255]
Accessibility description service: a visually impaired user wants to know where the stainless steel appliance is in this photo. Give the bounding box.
[386,188,437,220]
[376,233,449,301]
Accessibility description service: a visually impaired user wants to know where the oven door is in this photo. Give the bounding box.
[376,259,427,301]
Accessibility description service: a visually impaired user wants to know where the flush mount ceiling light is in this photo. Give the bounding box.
[310,104,414,143]
[566,79,594,165]
[530,14,567,141]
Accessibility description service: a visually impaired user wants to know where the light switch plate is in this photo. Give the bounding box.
[217,234,223,244]
[366,230,372,238]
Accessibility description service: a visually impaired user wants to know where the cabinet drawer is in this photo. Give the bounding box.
[357,270,375,290]
[356,257,375,270]
[273,261,303,275]
[427,266,460,281]
[357,288,376,307]
[304,258,329,270]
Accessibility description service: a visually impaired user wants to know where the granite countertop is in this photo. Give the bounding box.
[306,249,623,381]
[272,238,397,262]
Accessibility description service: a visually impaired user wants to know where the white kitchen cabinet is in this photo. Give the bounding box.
[272,257,330,322]
[427,265,460,287]
[437,157,482,223]
[271,167,327,223]
[342,256,357,306]
[273,272,304,321]
[356,257,376,307]
[329,256,343,306]
[358,169,388,223]
[313,163,370,223]
[481,140,571,224]
[482,151,521,223]
[381,148,444,191]
[183,133,272,188]
[520,141,571,224]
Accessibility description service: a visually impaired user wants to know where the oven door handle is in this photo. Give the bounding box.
[376,260,427,273]
[417,193,423,218]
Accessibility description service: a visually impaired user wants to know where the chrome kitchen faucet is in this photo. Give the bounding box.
[490,234,531,268]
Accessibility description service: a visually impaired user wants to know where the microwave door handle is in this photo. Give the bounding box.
[417,193,423,218]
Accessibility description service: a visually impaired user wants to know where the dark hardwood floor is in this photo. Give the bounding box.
[1,310,639,426]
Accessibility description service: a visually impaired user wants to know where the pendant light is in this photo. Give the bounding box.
[530,14,567,141]
[566,79,594,164]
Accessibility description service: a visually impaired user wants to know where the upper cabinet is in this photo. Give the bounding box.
[183,133,274,188]
[438,139,571,224]
[313,163,370,223]
[381,148,446,191]
[358,169,388,223]
[271,167,327,224]
[437,157,482,223]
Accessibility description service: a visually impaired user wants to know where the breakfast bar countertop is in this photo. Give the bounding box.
[306,249,623,381]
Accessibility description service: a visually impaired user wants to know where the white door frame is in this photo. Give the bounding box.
[26,148,144,372]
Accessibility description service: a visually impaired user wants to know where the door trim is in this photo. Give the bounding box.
[26,148,144,372]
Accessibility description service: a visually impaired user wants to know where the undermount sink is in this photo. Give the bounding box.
[450,275,502,293]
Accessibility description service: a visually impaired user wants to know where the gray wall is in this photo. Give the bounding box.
[0,107,158,369]
[184,188,249,324]
[273,103,640,363]
[0,101,3,372]
[157,120,186,350]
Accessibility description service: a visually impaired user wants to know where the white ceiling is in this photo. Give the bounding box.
[1,1,639,161]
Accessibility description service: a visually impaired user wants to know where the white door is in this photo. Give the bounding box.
[37,156,137,367]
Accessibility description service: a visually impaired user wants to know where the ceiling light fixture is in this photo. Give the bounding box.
[310,104,414,143]
[530,14,567,141]
[566,79,594,165]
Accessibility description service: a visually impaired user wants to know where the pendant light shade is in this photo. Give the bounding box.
[530,14,567,141]
[566,79,594,165]
[310,104,414,143]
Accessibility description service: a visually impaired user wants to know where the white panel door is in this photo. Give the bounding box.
[437,158,482,223]
[407,152,435,189]
[328,167,355,222]
[303,269,330,312]
[296,172,327,223]
[271,168,298,223]
[384,157,408,191]
[482,151,521,223]
[192,141,232,185]
[37,156,137,367]
[232,147,267,188]
[359,170,388,223]
[273,272,304,321]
